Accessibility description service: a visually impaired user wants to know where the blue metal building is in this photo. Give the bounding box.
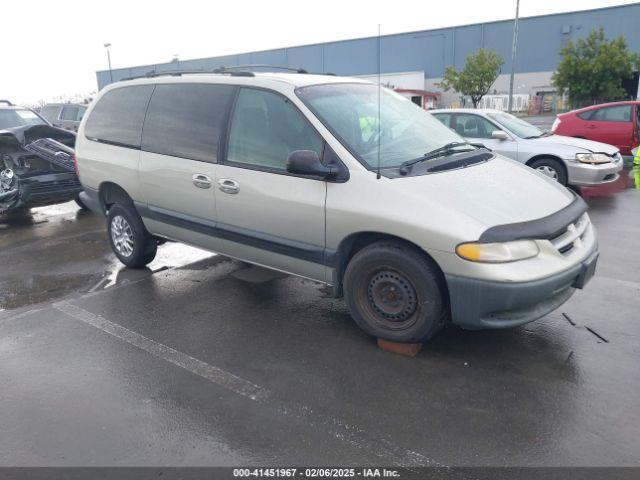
[96,3,640,107]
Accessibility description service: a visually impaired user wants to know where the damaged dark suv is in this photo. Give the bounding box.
[0,100,84,216]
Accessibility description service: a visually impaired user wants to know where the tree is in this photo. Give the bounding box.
[552,28,640,108]
[439,49,504,108]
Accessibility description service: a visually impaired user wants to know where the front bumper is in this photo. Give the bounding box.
[445,248,599,330]
[566,159,623,186]
[18,172,82,208]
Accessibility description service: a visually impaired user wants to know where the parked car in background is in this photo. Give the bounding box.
[0,100,85,216]
[431,108,623,187]
[76,73,598,343]
[40,103,88,132]
[552,101,639,156]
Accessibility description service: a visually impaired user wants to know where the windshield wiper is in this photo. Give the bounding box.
[399,142,475,174]
[525,130,553,139]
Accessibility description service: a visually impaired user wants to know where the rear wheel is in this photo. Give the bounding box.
[343,241,447,343]
[107,203,157,268]
[529,157,568,186]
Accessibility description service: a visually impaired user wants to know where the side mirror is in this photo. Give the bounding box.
[286,150,333,179]
[491,130,509,141]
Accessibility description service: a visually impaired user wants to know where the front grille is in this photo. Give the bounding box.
[23,138,75,171]
[550,213,590,256]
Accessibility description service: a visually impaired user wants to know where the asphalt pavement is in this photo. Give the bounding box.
[0,170,639,467]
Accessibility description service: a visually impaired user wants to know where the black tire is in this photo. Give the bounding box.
[74,194,89,211]
[107,203,157,268]
[529,157,568,186]
[343,241,447,343]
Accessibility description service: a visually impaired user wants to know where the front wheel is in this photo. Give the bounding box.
[107,203,157,268]
[529,158,568,186]
[343,241,447,343]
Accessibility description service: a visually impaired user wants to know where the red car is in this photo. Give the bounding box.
[552,101,640,156]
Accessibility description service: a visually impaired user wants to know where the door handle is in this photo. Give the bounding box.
[217,178,240,194]
[192,173,212,189]
[587,124,597,129]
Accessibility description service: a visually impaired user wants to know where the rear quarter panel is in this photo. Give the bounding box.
[75,103,143,203]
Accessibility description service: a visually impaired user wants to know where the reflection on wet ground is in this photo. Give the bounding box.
[0,201,214,311]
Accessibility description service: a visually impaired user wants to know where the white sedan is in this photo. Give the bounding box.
[430,108,623,187]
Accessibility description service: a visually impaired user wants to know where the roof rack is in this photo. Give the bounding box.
[118,70,254,82]
[119,69,246,81]
[213,64,308,74]
[0,100,14,106]
[118,64,309,82]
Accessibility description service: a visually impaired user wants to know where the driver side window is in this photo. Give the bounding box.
[359,115,379,143]
[227,88,323,171]
[454,114,497,139]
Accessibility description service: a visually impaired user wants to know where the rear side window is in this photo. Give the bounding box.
[60,106,79,121]
[577,110,593,120]
[590,105,632,122]
[227,88,323,171]
[85,85,154,148]
[40,105,60,121]
[432,113,451,127]
[141,83,235,162]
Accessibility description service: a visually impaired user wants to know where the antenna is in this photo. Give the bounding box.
[376,24,381,180]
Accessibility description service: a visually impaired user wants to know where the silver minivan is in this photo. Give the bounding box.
[75,72,598,343]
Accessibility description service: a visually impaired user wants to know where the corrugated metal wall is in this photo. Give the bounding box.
[96,4,640,89]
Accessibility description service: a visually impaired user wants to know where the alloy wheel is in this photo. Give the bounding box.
[536,165,559,181]
[110,214,135,257]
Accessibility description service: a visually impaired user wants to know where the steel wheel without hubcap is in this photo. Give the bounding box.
[536,165,559,181]
[344,241,446,342]
[110,215,135,257]
[366,269,418,330]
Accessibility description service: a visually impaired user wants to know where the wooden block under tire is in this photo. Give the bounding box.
[377,338,422,356]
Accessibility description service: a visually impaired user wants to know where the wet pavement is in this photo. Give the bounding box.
[0,170,639,467]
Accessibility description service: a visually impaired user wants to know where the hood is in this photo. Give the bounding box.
[0,124,75,153]
[533,134,619,155]
[390,155,574,234]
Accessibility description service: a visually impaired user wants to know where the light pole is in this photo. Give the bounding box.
[104,43,113,83]
[508,0,520,113]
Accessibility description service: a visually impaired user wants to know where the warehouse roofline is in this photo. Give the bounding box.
[96,3,640,75]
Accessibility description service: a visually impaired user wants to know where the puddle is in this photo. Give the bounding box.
[149,242,214,268]
[0,273,96,310]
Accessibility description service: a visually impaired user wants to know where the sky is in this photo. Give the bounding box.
[1,0,638,105]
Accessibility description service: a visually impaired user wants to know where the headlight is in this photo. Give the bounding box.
[551,118,561,132]
[576,153,611,164]
[456,240,540,263]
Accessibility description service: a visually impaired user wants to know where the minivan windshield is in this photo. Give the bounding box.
[296,83,466,169]
[486,112,546,139]
[0,109,47,130]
